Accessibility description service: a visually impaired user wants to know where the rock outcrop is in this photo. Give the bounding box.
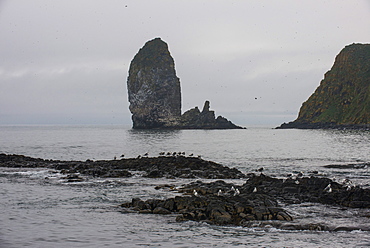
[121,174,370,228]
[127,38,243,129]
[277,43,370,129]
[0,153,245,179]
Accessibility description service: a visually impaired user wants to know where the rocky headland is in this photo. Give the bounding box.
[127,38,243,129]
[277,43,370,130]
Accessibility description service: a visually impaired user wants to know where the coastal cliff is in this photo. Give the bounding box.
[127,38,243,129]
[278,43,370,129]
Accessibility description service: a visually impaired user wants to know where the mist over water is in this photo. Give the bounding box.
[1,125,369,247]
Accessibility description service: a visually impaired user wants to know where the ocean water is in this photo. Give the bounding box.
[1,125,369,247]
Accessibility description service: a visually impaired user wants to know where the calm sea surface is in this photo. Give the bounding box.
[1,125,369,247]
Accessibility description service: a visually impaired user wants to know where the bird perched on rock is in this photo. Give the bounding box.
[323,183,332,193]
[234,188,240,196]
[193,189,199,197]
[253,187,257,193]
[217,189,222,196]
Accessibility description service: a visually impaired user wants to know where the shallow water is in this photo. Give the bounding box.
[1,125,370,247]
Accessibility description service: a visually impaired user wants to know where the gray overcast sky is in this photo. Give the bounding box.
[1,0,369,126]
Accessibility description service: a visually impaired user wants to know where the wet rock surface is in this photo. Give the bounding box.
[121,174,370,227]
[2,153,369,229]
[0,153,245,179]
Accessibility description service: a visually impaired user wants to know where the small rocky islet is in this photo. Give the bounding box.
[0,153,244,179]
[127,37,244,130]
[1,153,369,230]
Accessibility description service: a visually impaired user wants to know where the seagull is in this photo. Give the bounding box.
[234,188,240,196]
[231,186,235,192]
[324,183,332,193]
[193,189,199,197]
[144,152,149,157]
[253,187,257,193]
[342,178,352,185]
[120,154,125,158]
[189,153,193,157]
[217,189,222,196]
[295,180,300,185]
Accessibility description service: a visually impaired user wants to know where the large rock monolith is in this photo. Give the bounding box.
[127,38,244,129]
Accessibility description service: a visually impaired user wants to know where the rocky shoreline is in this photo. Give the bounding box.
[276,121,370,130]
[0,153,245,179]
[121,173,370,229]
[1,153,369,230]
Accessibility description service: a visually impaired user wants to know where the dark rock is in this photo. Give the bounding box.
[120,173,370,227]
[127,38,181,129]
[126,38,244,129]
[61,174,84,182]
[121,179,294,226]
[0,153,245,179]
[277,43,370,130]
[179,101,244,129]
[323,162,369,169]
[153,207,171,215]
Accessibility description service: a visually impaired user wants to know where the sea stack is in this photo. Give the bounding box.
[277,43,370,129]
[127,38,181,129]
[127,38,244,129]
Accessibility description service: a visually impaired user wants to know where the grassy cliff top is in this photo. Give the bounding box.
[294,43,370,125]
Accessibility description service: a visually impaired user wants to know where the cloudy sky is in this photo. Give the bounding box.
[1,0,369,126]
